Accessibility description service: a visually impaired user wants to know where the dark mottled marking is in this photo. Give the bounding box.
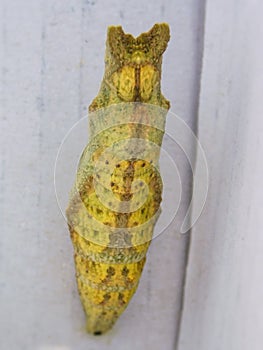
[122,266,129,276]
[100,293,111,305]
[118,293,125,304]
[106,266,116,277]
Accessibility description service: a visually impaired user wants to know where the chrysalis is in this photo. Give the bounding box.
[66,23,170,335]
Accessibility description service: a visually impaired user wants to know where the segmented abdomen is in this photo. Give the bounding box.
[66,104,165,334]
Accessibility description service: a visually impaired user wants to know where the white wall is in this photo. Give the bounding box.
[0,1,205,349]
[178,1,263,350]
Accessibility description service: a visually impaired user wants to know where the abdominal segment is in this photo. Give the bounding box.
[67,142,163,334]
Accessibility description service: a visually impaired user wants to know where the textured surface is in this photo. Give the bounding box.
[66,24,170,334]
[0,0,205,349]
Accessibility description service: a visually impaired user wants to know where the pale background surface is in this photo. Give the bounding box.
[178,1,263,350]
[0,1,262,350]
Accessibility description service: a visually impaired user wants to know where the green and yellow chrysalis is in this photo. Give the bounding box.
[66,23,170,335]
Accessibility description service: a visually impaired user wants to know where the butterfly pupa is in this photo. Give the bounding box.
[66,23,170,335]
